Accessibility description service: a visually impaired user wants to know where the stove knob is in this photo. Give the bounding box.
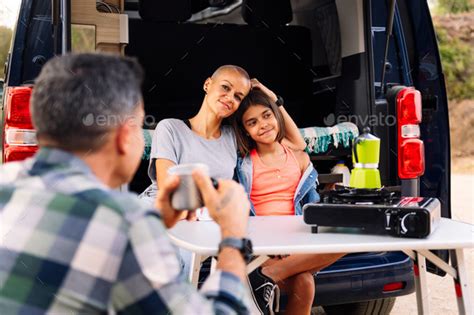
[400,212,419,235]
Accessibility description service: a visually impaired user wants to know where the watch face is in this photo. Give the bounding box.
[244,238,253,253]
[276,95,284,107]
[219,238,253,262]
[242,238,253,262]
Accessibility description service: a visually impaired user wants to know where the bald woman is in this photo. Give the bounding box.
[140,65,252,217]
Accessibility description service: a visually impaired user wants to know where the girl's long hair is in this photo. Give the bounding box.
[231,89,285,156]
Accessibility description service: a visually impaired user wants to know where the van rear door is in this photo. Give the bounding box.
[5,0,56,87]
[397,0,451,218]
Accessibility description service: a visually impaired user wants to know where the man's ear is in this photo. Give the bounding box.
[116,122,131,155]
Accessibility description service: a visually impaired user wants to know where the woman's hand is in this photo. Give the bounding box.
[250,78,277,102]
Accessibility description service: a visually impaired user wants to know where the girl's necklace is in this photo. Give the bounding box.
[259,145,287,178]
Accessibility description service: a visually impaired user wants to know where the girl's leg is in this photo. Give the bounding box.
[277,271,315,315]
[262,253,344,283]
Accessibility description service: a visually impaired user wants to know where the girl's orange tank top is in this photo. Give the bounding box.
[250,144,301,216]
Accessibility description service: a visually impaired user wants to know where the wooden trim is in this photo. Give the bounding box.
[72,0,128,54]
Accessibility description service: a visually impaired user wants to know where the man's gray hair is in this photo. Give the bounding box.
[31,53,144,151]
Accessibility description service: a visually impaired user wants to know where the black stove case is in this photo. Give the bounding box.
[303,195,441,238]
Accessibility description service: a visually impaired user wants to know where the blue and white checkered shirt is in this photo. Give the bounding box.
[0,148,250,314]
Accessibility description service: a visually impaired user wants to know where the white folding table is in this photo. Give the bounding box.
[168,216,474,315]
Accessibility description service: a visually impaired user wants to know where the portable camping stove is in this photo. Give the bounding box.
[303,187,440,238]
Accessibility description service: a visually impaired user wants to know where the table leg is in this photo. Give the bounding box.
[414,251,430,315]
[417,249,457,278]
[450,249,472,315]
[189,253,205,287]
[210,257,217,274]
[246,255,270,274]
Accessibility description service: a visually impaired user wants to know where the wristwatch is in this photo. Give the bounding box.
[275,95,284,107]
[218,237,253,262]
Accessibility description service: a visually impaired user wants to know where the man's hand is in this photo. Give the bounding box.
[193,170,250,238]
[156,175,197,228]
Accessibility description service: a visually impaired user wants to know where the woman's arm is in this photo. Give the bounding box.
[155,158,176,193]
[251,79,306,151]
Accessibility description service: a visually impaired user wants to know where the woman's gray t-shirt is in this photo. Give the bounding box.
[147,118,238,188]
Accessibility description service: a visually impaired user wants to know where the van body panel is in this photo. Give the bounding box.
[402,0,451,218]
[370,0,451,221]
[6,0,54,87]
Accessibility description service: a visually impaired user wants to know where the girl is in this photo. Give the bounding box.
[233,85,344,315]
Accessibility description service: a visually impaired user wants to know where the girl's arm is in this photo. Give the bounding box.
[293,149,311,173]
[279,105,307,151]
[251,79,307,151]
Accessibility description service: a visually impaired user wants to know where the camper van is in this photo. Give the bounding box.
[1,1,451,313]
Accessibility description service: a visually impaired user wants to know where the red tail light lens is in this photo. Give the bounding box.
[2,86,38,163]
[397,88,422,125]
[4,146,38,162]
[5,87,34,129]
[398,139,425,179]
[383,282,405,292]
[396,87,425,179]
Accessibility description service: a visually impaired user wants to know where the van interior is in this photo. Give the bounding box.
[70,0,371,193]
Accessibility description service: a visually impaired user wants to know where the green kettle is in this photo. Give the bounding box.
[349,127,382,189]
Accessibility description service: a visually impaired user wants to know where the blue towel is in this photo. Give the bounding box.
[299,122,359,154]
[142,122,359,160]
[142,129,153,160]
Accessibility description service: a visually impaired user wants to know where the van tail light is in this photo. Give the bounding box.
[2,86,38,163]
[396,87,425,179]
[399,139,425,178]
[4,146,39,162]
[397,89,421,125]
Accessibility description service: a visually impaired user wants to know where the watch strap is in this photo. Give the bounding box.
[218,237,253,262]
[275,95,284,107]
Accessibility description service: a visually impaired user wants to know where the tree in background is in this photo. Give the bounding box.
[433,1,473,100]
[437,0,473,14]
[0,26,13,79]
[437,27,474,100]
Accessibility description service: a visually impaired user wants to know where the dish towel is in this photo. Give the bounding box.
[142,129,153,160]
[142,122,360,160]
[299,122,359,154]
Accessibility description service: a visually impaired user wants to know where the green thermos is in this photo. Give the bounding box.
[350,127,382,189]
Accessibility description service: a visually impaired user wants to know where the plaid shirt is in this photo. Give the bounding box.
[0,148,250,314]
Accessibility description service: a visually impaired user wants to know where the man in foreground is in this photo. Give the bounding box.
[0,53,252,314]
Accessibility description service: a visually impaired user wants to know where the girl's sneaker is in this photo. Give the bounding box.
[247,267,280,315]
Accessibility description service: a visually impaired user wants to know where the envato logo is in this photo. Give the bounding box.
[82,113,158,128]
[323,112,397,127]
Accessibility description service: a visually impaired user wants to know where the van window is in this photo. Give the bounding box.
[71,24,96,53]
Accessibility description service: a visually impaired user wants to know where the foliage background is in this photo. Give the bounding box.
[0,26,12,79]
[434,0,474,172]
[434,1,474,100]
